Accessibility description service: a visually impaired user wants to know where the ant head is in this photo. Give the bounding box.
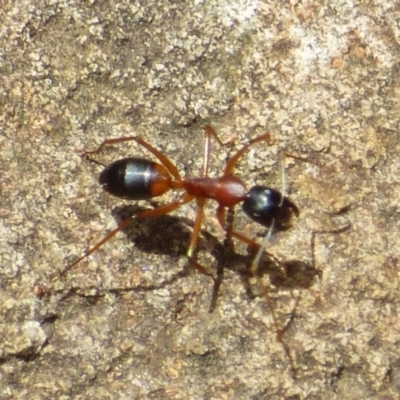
[242,185,299,231]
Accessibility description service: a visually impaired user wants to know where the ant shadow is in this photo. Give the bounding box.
[111,204,194,258]
[51,204,321,309]
[199,230,319,311]
[46,202,328,380]
[107,204,320,309]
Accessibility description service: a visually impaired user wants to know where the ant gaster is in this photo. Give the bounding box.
[60,126,299,279]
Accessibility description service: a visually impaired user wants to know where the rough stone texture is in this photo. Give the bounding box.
[1,1,399,399]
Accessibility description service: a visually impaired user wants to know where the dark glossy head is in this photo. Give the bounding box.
[242,185,299,230]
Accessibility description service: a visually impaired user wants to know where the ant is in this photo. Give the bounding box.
[59,126,299,281]
[54,125,303,375]
[48,125,351,380]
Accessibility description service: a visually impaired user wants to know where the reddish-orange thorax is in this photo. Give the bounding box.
[184,176,247,207]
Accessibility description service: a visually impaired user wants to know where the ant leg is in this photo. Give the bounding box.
[183,128,213,276]
[202,127,272,309]
[59,216,133,278]
[186,126,231,298]
[187,198,206,258]
[215,205,280,261]
[187,126,238,308]
[203,125,240,166]
[186,197,215,280]
[201,126,214,177]
[201,125,239,174]
[80,136,182,181]
[185,130,221,281]
[58,193,194,278]
[187,126,234,309]
[224,132,272,176]
[203,125,227,147]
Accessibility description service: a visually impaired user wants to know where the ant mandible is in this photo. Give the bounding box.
[59,126,299,288]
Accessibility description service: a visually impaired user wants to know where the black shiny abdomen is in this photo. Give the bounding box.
[99,157,166,200]
[242,185,299,231]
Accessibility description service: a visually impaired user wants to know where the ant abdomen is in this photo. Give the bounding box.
[242,185,299,231]
[99,157,172,200]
